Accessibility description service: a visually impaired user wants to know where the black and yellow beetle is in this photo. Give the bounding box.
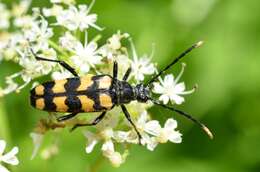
[30,41,213,142]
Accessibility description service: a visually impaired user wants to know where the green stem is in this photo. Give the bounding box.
[75,29,81,40]
[92,34,102,42]
[48,40,70,59]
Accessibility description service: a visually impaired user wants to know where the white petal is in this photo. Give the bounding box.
[159,95,169,104]
[0,165,10,172]
[139,133,149,145]
[136,73,144,81]
[137,111,148,125]
[99,128,114,140]
[85,140,98,154]
[174,82,185,93]
[2,147,19,165]
[88,55,102,65]
[0,140,6,155]
[87,42,97,51]
[84,131,98,153]
[101,140,114,153]
[152,83,164,94]
[107,152,123,167]
[98,114,119,129]
[163,75,174,86]
[113,131,129,142]
[71,56,81,65]
[147,141,158,151]
[164,118,177,130]
[30,133,44,159]
[109,36,121,50]
[168,131,182,143]
[52,71,72,80]
[78,5,87,12]
[75,42,84,53]
[144,120,161,136]
[140,63,155,75]
[80,64,90,73]
[144,136,158,151]
[170,94,184,105]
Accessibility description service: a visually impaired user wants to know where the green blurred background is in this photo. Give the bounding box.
[1,0,260,171]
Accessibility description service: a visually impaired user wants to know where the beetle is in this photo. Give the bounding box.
[30,41,213,143]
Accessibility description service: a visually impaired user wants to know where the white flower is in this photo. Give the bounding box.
[84,126,115,155]
[70,36,102,74]
[0,33,10,54]
[109,33,126,50]
[0,33,13,61]
[42,5,63,17]
[3,47,57,93]
[153,63,196,105]
[113,131,131,143]
[18,47,56,80]
[30,132,44,159]
[84,114,119,153]
[84,131,99,154]
[99,31,129,60]
[24,17,53,50]
[133,111,182,150]
[129,39,156,81]
[41,145,59,160]
[134,111,160,150]
[0,33,24,61]
[156,118,182,144]
[50,0,75,5]
[55,2,102,31]
[113,54,131,76]
[141,134,158,151]
[12,0,31,17]
[0,140,19,172]
[8,32,24,49]
[83,114,129,167]
[131,57,156,81]
[0,76,19,97]
[13,15,34,28]
[52,69,73,80]
[0,3,10,29]
[98,31,131,78]
[59,31,78,51]
[101,140,126,167]
[107,31,129,51]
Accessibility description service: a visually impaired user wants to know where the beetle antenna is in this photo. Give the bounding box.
[149,98,213,139]
[145,41,203,87]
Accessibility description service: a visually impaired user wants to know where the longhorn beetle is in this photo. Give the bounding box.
[30,41,213,143]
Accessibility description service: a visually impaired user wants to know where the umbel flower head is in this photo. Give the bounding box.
[0,0,211,167]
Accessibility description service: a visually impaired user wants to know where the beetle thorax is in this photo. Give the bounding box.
[114,81,149,105]
[133,84,150,102]
[114,80,134,105]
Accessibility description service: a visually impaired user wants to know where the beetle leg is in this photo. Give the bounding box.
[70,111,107,132]
[113,61,118,79]
[122,67,132,81]
[57,112,78,122]
[121,105,142,144]
[30,48,78,77]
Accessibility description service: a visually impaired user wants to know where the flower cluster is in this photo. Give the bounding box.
[0,140,19,172]
[0,0,196,167]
